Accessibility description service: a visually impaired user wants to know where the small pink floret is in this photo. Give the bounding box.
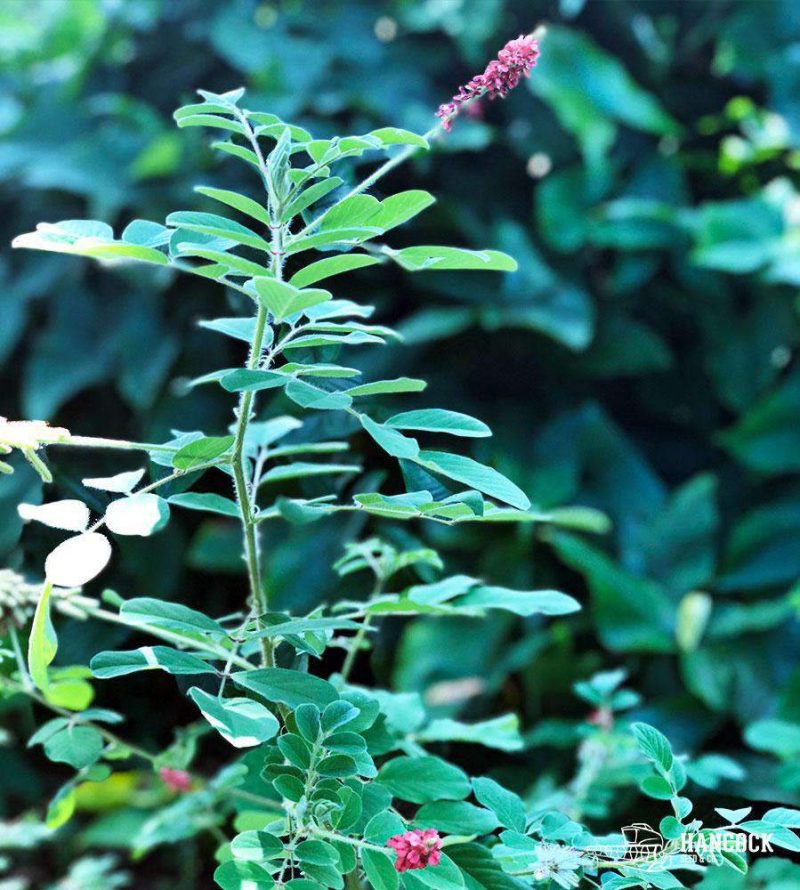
[159,767,192,793]
[387,828,443,872]
[436,34,540,131]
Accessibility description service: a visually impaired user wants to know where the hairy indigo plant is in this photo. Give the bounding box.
[2,36,799,890]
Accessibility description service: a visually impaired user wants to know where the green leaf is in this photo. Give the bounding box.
[415,451,530,510]
[376,755,470,803]
[454,586,580,616]
[387,245,517,272]
[91,647,215,679]
[641,775,674,800]
[179,246,271,278]
[165,210,270,251]
[253,278,331,322]
[212,141,260,168]
[319,195,381,229]
[744,719,800,758]
[232,668,339,708]
[198,317,260,343]
[273,774,305,802]
[333,786,362,831]
[261,462,360,483]
[360,415,420,459]
[176,113,246,135]
[447,844,521,890]
[289,255,380,288]
[402,854,464,890]
[368,127,429,148]
[188,687,280,748]
[168,492,240,517]
[385,409,490,438]
[295,839,340,866]
[364,811,406,844]
[322,700,360,732]
[12,221,169,265]
[415,801,499,836]
[231,829,284,862]
[764,807,800,828]
[720,371,800,473]
[316,754,357,777]
[213,860,274,890]
[194,186,270,225]
[278,733,313,768]
[295,704,322,742]
[285,226,382,255]
[28,580,56,692]
[346,378,426,398]
[418,715,524,752]
[172,435,234,469]
[29,720,104,769]
[285,380,353,411]
[361,849,398,890]
[284,329,385,349]
[631,722,674,772]
[104,493,170,537]
[174,101,237,119]
[372,191,435,230]
[46,784,77,830]
[282,177,344,223]
[221,369,287,393]
[120,597,226,638]
[471,777,526,833]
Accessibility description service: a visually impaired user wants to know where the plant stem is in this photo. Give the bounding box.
[310,828,386,854]
[228,105,286,669]
[340,615,372,682]
[231,301,271,658]
[8,625,32,690]
[59,435,177,453]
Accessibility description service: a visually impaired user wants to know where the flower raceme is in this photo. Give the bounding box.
[387,828,444,872]
[436,33,540,131]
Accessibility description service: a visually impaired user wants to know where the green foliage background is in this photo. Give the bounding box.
[2,0,800,884]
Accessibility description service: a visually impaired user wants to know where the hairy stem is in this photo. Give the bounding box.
[231,300,271,660]
[60,435,178,452]
[229,104,285,668]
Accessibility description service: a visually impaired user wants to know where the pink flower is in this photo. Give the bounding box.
[387,828,443,872]
[436,34,540,131]
[159,767,192,793]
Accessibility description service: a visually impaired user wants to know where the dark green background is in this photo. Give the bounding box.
[2,0,800,884]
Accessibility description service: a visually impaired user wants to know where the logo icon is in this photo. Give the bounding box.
[621,823,665,860]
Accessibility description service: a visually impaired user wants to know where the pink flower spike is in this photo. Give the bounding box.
[159,767,192,793]
[436,34,540,131]
[387,828,444,873]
